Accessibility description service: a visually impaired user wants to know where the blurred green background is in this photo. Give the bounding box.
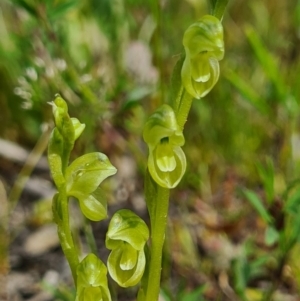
[2,0,300,300]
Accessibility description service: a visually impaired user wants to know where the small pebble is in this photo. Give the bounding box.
[24,225,59,256]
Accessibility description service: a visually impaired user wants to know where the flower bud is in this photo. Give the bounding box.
[51,94,75,143]
[52,94,68,126]
[182,15,224,99]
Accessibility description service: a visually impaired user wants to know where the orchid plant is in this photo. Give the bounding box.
[47,1,228,300]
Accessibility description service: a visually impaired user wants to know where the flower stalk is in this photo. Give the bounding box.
[48,95,116,299]
[47,1,228,298]
[145,186,170,301]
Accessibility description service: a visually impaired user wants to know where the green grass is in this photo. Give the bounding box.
[2,0,300,300]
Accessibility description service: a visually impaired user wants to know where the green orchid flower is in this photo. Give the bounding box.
[182,15,224,99]
[106,209,149,287]
[76,253,111,301]
[143,104,186,189]
[65,152,117,221]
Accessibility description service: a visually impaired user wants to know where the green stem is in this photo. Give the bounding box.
[61,141,73,174]
[54,128,79,283]
[145,186,170,301]
[56,190,79,284]
[209,0,229,20]
[176,88,194,130]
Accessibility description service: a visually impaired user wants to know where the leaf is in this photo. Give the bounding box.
[137,288,146,301]
[233,255,249,298]
[243,189,272,224]
[42,282,75,301]
[144,168,158,222]
[256,159,274,204]
[248,255,269,279]
[48,0,79,20]
[245,25,286,101]
[66,152,117,196]
[285,188,300,213]
[212,0,229,20]
[180,286,206,301]
[208,0,218,9]
[265,226,279,246]
[52,193,62,222]
[171,55,184,113]
[73,188,107,222]
[225,69,268,114]
[12,0,38,17]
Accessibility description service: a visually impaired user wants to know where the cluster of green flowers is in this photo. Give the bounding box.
[48,13,224,301]
[143,15,224,189]
[76,209,149,301]
[48,96,149,300]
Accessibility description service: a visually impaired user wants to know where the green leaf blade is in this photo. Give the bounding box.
[243,189,272,224]
[66,152,117,195]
